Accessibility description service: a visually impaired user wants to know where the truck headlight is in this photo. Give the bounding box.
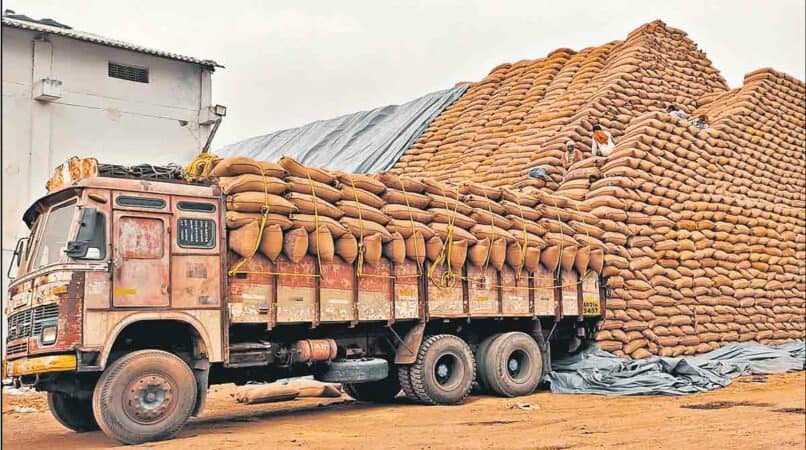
[41,326,58,345]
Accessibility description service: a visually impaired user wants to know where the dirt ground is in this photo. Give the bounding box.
[2,372,804,450]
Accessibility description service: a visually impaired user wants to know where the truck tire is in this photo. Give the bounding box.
[480,332,543,397]
[474,333,501,392]
[343,374,400,403]
[318,358,388,383]
[92,350,197,445]
[409,334,475,405]
[397,365,425,402]
[48,392,99,432]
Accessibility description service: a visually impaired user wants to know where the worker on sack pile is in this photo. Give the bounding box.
[591,123,616,157]
[562,140,584,169]
[691,114,709,130]
[666,104,688,120]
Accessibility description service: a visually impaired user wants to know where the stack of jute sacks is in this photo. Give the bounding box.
[390,20,728,189]
[575,69,806,359]
[192,155,605,284]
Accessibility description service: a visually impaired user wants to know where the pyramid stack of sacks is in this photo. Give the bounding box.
[207,155,606,280]
[390,20,728,189]
[581,69,805,359]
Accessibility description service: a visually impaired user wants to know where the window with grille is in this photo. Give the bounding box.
[108,62,149,83]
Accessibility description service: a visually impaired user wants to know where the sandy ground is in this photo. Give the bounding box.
[2,372,804,450]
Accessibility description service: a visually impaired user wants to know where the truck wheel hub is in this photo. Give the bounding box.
[125,375,174,423]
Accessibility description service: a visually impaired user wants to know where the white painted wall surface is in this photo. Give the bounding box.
[1,26,217,349]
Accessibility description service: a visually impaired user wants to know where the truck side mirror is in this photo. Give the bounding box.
[66,208,106,259]
[6,237,28,280]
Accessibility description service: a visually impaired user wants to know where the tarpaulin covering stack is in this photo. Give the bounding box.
[382,20,806,358]
[546,340,805,395]
[217,85,468,174]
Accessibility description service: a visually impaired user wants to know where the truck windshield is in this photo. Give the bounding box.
[30,199,78,271]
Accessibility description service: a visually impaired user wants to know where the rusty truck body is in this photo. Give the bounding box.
[4,175,605,444]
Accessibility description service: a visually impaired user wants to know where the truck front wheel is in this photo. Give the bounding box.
[92,350,197,445]
[48,392,99,432]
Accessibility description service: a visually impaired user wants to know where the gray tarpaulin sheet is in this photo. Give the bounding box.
[217,85,468,174]
[546,341,805,396]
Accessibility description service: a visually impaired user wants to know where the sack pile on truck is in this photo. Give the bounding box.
[187,155,608,288]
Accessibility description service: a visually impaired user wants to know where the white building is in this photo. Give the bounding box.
[1,12,223,312]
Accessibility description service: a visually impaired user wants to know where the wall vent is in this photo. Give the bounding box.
[108,62,149,83]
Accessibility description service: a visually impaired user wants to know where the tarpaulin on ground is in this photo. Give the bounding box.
[217,85,468,174]
[546,341,805,396]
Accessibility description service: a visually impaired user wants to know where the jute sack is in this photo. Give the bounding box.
[226,212,293,230]
[210,157,286,178]
[383,232,407,265]
[289,214,348,237]
[283,227,309,263]
[218,175,287,195]
[501,201,541,220]
[489,238,507,271]
[426,235,444,262]
[448,239,468,269]
[506,242,524,270]
[229,220,260,258]
[468,238,491,267]
[430,222,479,244]
[540,245,561,272]
[471,224,516,243]
[279,156,335,184]
[308,226,335,262]
[259,224,283,262]
[574,246,591,275]
[422,178,460,199]
[286,193,343,219]
[362,233,383,266]
[383,189,431,209]
[471,209,513,229]
[386,219,434,240]
[335,233,358,264]
[429,208,477,229]
[459,181,502,200]
[286,176,342,204]
[465,194,507,215]
[524,247,542,273]
[340,217,394,242]
[227,192,297,215]
[381,204,433,222]
[337,201,390,225]
[375,172,426,193]
[338,186,385,209]
[427,193,473,216]
[235,385,299,404]
[405,232,426,265]
[336,172,387,195]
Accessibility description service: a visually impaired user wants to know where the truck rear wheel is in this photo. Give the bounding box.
[408,334,475,405]
[474,333,500,392]
[479,332,543,397]
[343,374,401,403]
[92,350,197,445]
[48,392,99,432]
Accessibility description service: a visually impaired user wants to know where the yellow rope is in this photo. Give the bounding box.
[184,153,219,182]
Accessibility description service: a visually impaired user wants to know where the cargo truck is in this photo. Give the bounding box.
[4,173,605,444]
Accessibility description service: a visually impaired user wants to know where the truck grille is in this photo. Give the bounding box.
[6,342,28,355]
[6,304,60,342]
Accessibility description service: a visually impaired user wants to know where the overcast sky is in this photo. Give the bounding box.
[8,1,806,147]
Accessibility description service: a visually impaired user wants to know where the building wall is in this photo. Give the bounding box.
[1,26,216,344]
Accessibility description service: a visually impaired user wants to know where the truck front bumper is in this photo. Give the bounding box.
[5,354,77,377]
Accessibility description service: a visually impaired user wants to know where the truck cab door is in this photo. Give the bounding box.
[112,211,170,307]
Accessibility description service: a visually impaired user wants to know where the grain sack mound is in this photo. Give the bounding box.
[385,20,805,358]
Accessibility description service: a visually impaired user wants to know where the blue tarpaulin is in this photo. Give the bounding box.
[217,85,468,174]
[546,341,805,395]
